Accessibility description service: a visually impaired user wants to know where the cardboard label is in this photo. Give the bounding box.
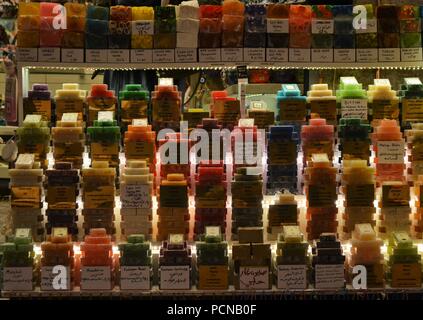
[372,100,400,120]
[391,264,422,288]
[312,20,334,34]
[315,264,345,289]
[152,99,180,122]
[121,184,152,209]
[152,49,175,63]
[3,267,33,291]
[342,140,370,160]
[311,49,334,62]
[83,185,115,209]
[125,141,155,161]
[11,186,41,208]
[107,49,130,63]
[345,184,375,207]
[16,48,38,62]
[131,49,153,63]
[382,184,410,207]
[239,266,269,290]
[38,47,61,62]
[401,48,422,62]
[41,266,71,291]
[279,100,307,121]
[334,49,356,62]
[309,100,337,121]
[266,48,288,62]
[175,48,197,63]
[198,265,228,290]
[221,48,243,62]
[289,48,311,62]
[267,19,289,33]
[355,19,377,34]
[23,99,51,122]
[121,100,148,121]
[86,49,108,63]
[132,21,154,35]
[91,142,119,156]
[403,98,423,122]
[160,265,190,290]
[61,49,84,63]
[356,48,378,62]
[56,99,84,120]
[378,48,400,62]
[213,99,241,128]
[183,111,210,128]
[277,265,307,290]
[81,266,112,290]
[268,140,297,164]
[247,110,275,129]
[47,186,77,209]
[199,48,221,62]
[244,48,265,62]
[308,184,337,207]
[120,266,151,290]
[303,140,333,161]
[341,99,368,120]
[377,141,405,164]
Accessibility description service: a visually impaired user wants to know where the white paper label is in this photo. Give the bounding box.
[374,79,391,86]
[277,265,307,289]
[341,99,368,119]
[81,266,112,290]
[41,266,71,291]
[355,19,377,34]
[3,267,33,291]
[120,266,151,290]
[86,49,108,63]
[98,111,114,121]
[378,48,400,62]
[221,48,243,62]
[107,49,130,63]
[160,265,190,290]
[315,264,345,289]
[38,47,61,62]
[175,48,198,63]
[199,48,221,62]
[132,20,154,35]
[16,48,38,62]
[267,19,289,33]
[401,48,423,62]
[131,49,153,63]
[152,49,175,63]
[405,77,422,86]
[356,48,378,62]
[312,20,334,34]
[266,48,288,62]
[121,184,152,208]
[244,48,265,62]
[61,49,84,63]
[377,141,405,164]
[289,48,311,62]
[334,49,356,62]
[133,118,148,126]
[239,266,269,290]
[311,49,333,62]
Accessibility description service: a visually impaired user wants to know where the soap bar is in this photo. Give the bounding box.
[301,118,334,166]
[306,84,337,123]
[267,192,298,239]
[87,84,117,127]
[276,225,308,266]
[151,85,182,132]
[24,84,52,122]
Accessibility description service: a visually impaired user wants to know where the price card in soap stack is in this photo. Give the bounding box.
[3,267,33,291]
[402,99,423,122]
[277,265,307,290]
[341,99,368,120]
[41,266,71,291]
[120,266,151,290]
[81,266,112,290]
[314,264,345,289]
[121,184,152,209]
[239,266,269,290]
[377,141,405,164]
[160,265,191,290]
[132,20,154,36]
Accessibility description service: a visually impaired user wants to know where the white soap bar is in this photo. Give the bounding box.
[92,161,109,169]
[177,32,198,48]
[238,118,254,127]
[311,83,328,91]
[308,90,334,97]
[353,223,376,241]
[178,1,199,19]
[177,18,199,33]
[62,83,79,90]
[15,154,35,169]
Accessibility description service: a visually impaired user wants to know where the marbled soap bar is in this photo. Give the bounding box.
[338,118,371,161]
[198,5,222,48]
[277,84,307,128]
[221,0,244,48]
[159,234,192,275]
[41,228,74,272]
[1,229,34,272]
[24,84,52,122]
[244,4,266,48]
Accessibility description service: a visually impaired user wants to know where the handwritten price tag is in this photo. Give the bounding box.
[160,266,190,290]
[132,21,154,35]
[277,265,307,289]
[120,266,151,290]
[239,266,269,290]
[341,99,368,120]
[3,267,33,291]
[311,20,334,34]
[121,184,152,209]
[315,264,345,289]
[81,266,112,290]
[377,141,405,164]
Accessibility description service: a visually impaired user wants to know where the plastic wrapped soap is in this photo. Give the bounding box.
[87,5,110,21]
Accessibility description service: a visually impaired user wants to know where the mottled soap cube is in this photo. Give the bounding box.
[334,34,355,48]
[312,34,333,48]
[108,34,131,49]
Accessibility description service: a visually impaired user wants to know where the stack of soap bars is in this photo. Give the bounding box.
[87,84,117,127]
[341,160,376,238]
[195,118,224,163]
[23,84,52,123]
[372,119,405,184]
[232,227,271,289]
[338,118,371,162]
[311,5,333,52]
[154,6,176,49]
[276,84,307,132]
[333,5,354,50]
[399,77,423,127]
[52,113,85,170]
[54,83,86,122]
[82,161,116,235]
[231,167,263,239]
[151,84,181,132]
[194,162,227,240]
[387,231,422,288]
[266,3,289,48]
[9,154,44,241]
[45,163,79,239]
[119,84,149,130]
[131,6,154,49]
[221,0,245,48]
[377,181,411,239]
[157,174,189,241]
[86,5,109,49]
[17,114,50,169]
[405,123,423,182]
[17,2,39,48]
[177,0,199,48]
[289,5,311,49]
[63,2,86,49]
[210,90,241,130]
[109,5,131,49]
[244,4,266,48]
[355,4,377,52]
[367,79,400,126]
[349,224,384,288]
[40,2,63,47]
[196,226,229,290]
[304,153,337,240]
[80,228,113,290]
[399,5,421,50]
[301,118,334,167]
[412,175,423,238]
[267,192,299,240]
[336,77,368,121]
[120,160,153,239]
[306,83,337,125]
[266,125,298,194]
[198,4,222,48]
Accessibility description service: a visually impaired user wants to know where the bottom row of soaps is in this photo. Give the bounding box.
[1,224,422,292]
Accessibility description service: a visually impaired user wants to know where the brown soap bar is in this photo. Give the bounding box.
[238,227,264,244]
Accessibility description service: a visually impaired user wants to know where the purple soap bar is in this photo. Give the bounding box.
[28,91,51,100]
[33,84,49,91]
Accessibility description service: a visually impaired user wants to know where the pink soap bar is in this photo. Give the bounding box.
[40,2,62,17]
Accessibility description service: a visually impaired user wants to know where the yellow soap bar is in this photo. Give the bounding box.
[132,7,154,20]
[17,15,40,31]
[132,35,153,49]
[64,3,86,17]
[19,2,40,16]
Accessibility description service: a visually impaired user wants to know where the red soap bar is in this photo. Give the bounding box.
[200,5,223,19]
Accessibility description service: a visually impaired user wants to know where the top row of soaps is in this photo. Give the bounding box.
[16,2,423,63]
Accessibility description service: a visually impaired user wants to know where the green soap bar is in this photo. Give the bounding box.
[127,234,145,243]
[119,91,149,100]
[0,243,16,252]
[125,84,143,91]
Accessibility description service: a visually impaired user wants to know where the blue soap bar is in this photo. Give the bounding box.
[85,33,108,49]
[86,19,109,35]
[332,5,353,17]
[334,18,354,34]
[244,33,266,47]
[334,34,355,48]
[87,5,110,21]
[245,4,266,16]
[246,16,266,33]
